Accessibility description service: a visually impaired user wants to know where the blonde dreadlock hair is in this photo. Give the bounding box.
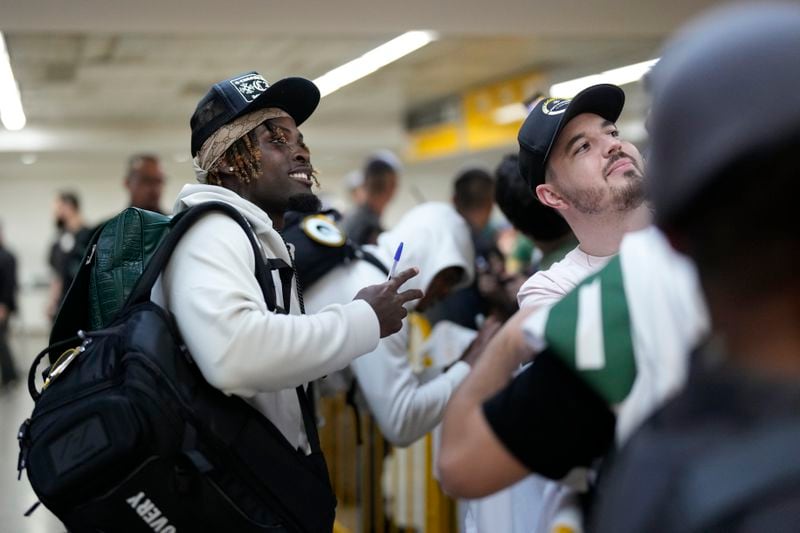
[207,129,262,186]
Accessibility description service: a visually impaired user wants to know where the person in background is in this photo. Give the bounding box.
[344,169,366,206]
[341,150,401,245]
[91,154,168,240]
[494,153,576,274]
[46,191,92,319]
[304,202,483,446]
[428,167,518,329]
[125,153,166,214]
[0,220,19,388]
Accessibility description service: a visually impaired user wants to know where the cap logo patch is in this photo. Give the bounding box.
[541,98,571,116]
[229,73,270,103]
[301,215,346,247]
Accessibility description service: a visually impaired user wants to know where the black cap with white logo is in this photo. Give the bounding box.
[190,71,320,156]
[517,84,625,189]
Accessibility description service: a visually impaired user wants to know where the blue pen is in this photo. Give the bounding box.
[388,242,404,280]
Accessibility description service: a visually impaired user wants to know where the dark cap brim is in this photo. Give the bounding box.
[235,76,320,128]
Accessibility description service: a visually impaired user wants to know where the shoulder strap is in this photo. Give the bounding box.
[296,382,321,453]
[48,225,104,352]
[265,258,293,314]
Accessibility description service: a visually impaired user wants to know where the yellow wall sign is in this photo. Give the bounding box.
[463,73,543,150]
[406,71,543,161]
[407,123,462,161]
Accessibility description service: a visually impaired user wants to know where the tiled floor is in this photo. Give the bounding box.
[1,333,66,532]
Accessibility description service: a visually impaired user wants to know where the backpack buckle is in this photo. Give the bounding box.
[42,337,92,391]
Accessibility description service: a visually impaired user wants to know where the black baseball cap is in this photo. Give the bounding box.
[517,84,625,189]
[647,3,800,228]
[190,71,320,156]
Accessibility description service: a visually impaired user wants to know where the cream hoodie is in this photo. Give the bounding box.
[305,202,475,446]
[152,184,379,451]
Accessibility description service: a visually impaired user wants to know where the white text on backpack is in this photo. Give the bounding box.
[126,491,176,532]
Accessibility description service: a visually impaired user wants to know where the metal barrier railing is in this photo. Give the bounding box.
[319,313,457,533]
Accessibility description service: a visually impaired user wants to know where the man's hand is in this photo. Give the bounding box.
[354,267,424,338]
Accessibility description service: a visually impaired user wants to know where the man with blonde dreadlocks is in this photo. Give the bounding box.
[151,72,423,465]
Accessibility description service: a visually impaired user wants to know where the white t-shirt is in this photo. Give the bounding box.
[517,246,613,310]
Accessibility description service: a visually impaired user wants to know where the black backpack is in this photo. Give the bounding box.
[17,201,336,532]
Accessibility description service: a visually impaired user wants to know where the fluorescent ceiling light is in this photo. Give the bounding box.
[314,31,437,98]
[0,32,26,131]
[549,58,659,98]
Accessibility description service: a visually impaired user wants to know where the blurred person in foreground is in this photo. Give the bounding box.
[0,220,19,387]
[591,4,800,530]
[341,150,401,245]
[47,191,92,319]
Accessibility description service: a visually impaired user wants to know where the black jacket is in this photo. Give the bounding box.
[0,246,17,313]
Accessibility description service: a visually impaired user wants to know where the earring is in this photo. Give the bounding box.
[228,166,235,172]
